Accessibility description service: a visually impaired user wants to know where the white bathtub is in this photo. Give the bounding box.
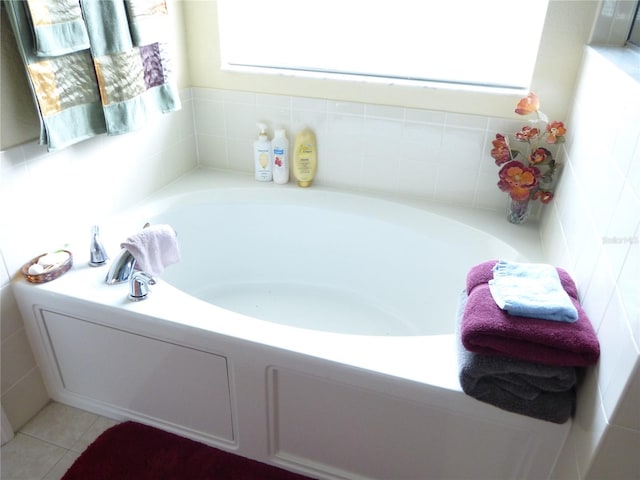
[13,170,570,480]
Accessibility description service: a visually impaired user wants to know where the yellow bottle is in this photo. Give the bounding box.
[292,128,317,187]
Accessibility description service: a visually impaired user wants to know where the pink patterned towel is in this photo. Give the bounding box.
[462,261,600,367]
[121,224,180,277]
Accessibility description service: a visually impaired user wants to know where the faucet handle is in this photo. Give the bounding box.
[89,225,109,267]
[128,271,156,301]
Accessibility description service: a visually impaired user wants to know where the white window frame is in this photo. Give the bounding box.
[590,0,639,45]
[627,1,640,45]
[204,1,633,118]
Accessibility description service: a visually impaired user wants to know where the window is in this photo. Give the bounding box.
[629,1,640,45]
[217,0,549,91]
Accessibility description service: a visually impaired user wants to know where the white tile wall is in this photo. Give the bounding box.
[193,87,528,212]
[541,47,640,480]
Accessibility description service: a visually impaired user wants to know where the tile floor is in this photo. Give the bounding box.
[1,402,119,480]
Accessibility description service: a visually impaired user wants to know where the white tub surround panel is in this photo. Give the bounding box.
[542,47,640,480]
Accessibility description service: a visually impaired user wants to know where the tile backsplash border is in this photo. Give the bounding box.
[191,87,544,214]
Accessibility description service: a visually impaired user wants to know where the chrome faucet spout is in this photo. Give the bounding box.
[105,248,136,285]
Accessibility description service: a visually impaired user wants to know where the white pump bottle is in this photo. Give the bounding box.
[254,123,272,181]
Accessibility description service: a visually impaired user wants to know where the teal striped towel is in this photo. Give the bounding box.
[488,260,579,323]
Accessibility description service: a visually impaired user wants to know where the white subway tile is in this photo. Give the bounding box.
[404,108,445,125]
[316,151,362,190]
[291,96,326,112]
[487,118,524,137]
[191,87,225,101]
[327,112,365,138]
[439,127,485,169]
[359,153,399,193]
[194,100,225,136]
[396,160,437,199]
[0,252,9,287]
[588,160,626,238]
[364,103,404,120]
[363,120,404,159]
[581,250,616,333]
[290,109,328,137]
[402,122,443,158]
[584,424,640,480]
[608,359,639,430]
[445,112,488,130]
[473,171,505,211]
[628,138,640,198]
[161,138,198,182]
[610,103,640,176]
[539,203,570,270]
[1,286,22,342]
[223,90,255,105]
[602,184,640,281]
[572,233,603,299]
[224,103,258,140]
[597,290,639,423]
[255,105,291,132]
[433,166,477,206]
[197,134,228,169]
[617,224,640,346]
[226,137,254,173]
[0,368,49,431]
[572,366,608,480]
[327,101,364,116]
[256,93,291,108]
[1,329,37,392]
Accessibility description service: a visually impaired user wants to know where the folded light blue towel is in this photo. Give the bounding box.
[488,260,579,323]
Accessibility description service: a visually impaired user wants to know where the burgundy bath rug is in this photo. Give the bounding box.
[62,421,315,480]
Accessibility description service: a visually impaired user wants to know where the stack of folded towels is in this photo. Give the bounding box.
[458,260,600,424]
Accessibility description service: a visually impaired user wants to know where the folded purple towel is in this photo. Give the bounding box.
[121,224,180,277]
[462,283,600,366]
[466,260,578,300]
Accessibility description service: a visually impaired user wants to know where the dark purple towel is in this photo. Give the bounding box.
[466,260,579,300]
[462,283,600,367]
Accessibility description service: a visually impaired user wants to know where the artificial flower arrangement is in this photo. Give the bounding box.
[490,92,566,222]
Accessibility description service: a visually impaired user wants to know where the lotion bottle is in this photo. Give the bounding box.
[254,123,272,182]
[292,128,317,187]
[271,128,289,184]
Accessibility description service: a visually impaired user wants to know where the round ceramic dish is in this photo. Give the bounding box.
[22,250,73,284]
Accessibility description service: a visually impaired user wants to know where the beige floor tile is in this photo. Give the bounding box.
[20,402,97,449]
[43,450,81,480]
[0,433,66,480]
[70,415,119,453]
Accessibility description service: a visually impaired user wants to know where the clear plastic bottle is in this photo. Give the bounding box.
[254,123,272,182]
[271,128,289,184]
